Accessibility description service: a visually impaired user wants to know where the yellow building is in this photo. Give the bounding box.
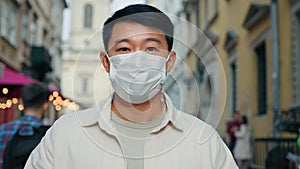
[193,1,300,166]
[196,0,299,139]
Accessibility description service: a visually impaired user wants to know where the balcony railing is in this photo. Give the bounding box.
[252,138,298,169]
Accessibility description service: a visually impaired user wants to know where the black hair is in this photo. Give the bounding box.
[21,82,50,109]
[242,115,248,125]
[102,4,174,51]
[233,110,239,114]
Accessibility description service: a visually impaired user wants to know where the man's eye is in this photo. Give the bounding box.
[117,48,130,52]
[146,47,158,51]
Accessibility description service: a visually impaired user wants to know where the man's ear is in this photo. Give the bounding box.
[100,51,110,73]
[42,102,49,113]
[166,51,176,73]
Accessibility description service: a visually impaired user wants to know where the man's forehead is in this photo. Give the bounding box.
[111,22,164,38]
[108,22,167,46]
[112,33,165,43]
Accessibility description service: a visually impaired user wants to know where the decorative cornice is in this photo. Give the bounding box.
[243,3,270,30]
[203,28,218,45]
[224,29,238,52]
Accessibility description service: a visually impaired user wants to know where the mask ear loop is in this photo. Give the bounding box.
[105,52,111,62]
[166,53,171,62]
[105,52,116,102]
[165,52,172,75]
[105,52,113,72]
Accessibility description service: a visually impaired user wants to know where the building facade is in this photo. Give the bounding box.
[0,0,67,124]
[197,0,298,141]
[147,0,202,116]
[49,0,67,89]
[61,0,111,109]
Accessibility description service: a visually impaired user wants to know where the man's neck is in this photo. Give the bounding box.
[24,109,43,120]
[111,92,165,123]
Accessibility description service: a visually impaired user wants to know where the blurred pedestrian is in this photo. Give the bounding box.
[227,111,241,153]
[0,82,50,169]
[233,115,251,169]
[25,4,238,168]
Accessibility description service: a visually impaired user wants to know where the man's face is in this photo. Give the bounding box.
[100,21,176,73]
[233,113,240,122]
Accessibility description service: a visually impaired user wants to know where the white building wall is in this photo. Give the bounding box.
[62,0,111,109]
[49,0,66,88]
[110,0,146,14]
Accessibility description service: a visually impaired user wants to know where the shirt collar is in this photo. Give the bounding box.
[77,92,184,133]
[21,115,41,122]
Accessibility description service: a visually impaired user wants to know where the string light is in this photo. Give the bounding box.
[12,98,18,104]
[49,91,80,111]
[0,90,80,111]
[1,103,6,109]
[2,88,8,94]
[55,105,61,111]
[6,100,12,108]
[49,95,54,102]
[53,91,59,97]
[0,98,18,110]
[18,104,24,111]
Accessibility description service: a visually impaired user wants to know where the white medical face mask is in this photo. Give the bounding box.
[107,51,169,104]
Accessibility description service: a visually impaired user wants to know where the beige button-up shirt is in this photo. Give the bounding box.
[25,93,238,169]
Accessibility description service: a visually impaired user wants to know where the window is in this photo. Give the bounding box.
[255,41,267,115]
[1,0,18,45]
[9,2,17,45]
[84,4,93,28]
[30,15,37,45]
[21,3,30,41]
[228,49,238,114]
[230,62,237,112]
[81,76,89,94]
[1,0,8,37]
[43,29,48,47]
[203,0,218,27]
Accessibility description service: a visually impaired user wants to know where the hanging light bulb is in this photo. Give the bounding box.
[12,98,18,104]
[2,88,8,94]
[18,104,24,111]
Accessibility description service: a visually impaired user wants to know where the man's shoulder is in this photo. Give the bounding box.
[179,111,214,128]
[178,111,217,141]
[53,106,99,128]
[0,120,22,131]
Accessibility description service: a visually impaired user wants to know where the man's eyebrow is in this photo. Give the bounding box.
[112,37,162,46]
[144,38,162,44]
[113,38,129,46]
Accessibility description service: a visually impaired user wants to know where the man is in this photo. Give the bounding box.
[227,111,241,153]
[25,4,238,168]
[0,82,50,169]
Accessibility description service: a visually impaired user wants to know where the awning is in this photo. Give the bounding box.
[0,67,36,85]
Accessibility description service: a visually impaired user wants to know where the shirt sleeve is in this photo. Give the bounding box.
[211,131,239,169]
[24,124,56,169]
